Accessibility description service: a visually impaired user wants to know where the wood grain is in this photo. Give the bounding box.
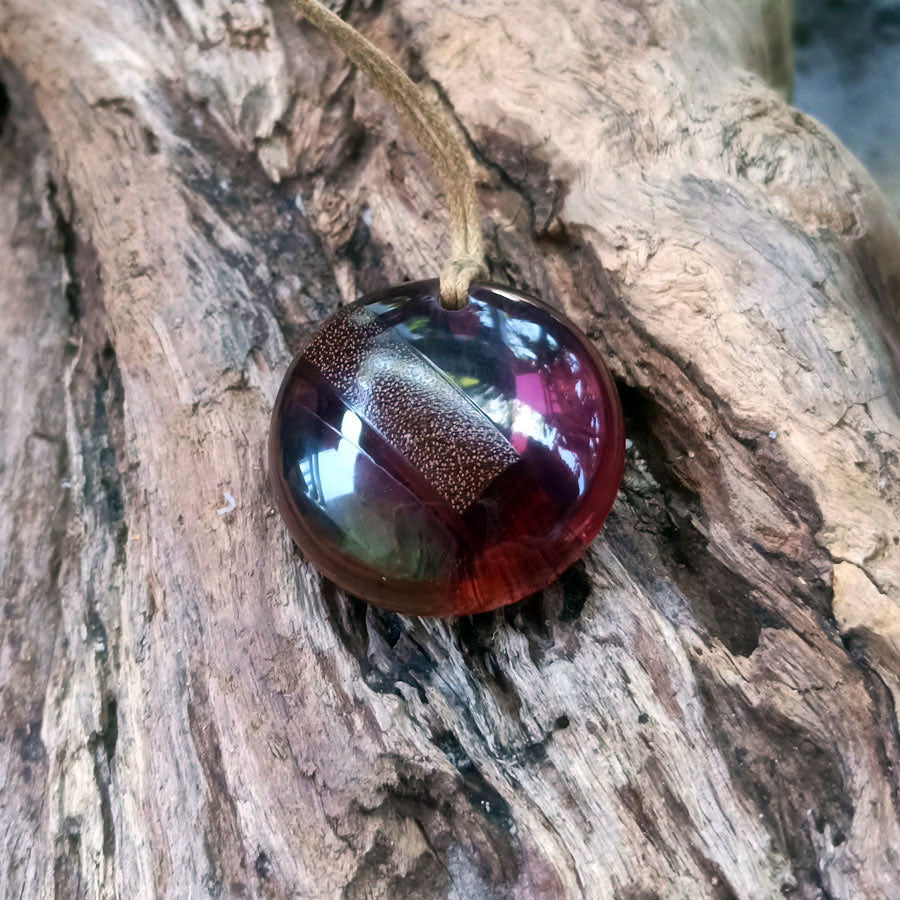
[1,1,899,897]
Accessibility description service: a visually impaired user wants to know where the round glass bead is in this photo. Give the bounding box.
[269,280,624,616]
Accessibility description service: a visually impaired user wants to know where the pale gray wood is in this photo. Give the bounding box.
[1,1,899,898]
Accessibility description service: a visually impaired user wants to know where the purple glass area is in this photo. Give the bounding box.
[269,280,624,616]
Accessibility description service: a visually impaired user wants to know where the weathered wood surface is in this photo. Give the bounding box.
[1,1,899,897]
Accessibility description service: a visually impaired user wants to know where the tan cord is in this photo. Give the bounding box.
[290,0,486,309]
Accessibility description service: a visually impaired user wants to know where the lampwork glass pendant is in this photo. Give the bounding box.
[269,280,624,616]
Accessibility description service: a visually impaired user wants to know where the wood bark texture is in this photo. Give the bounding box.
[2,0,900,898]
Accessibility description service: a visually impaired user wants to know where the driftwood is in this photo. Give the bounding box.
[2,0,899,897]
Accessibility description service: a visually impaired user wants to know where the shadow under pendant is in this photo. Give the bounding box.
[269,280,625,616]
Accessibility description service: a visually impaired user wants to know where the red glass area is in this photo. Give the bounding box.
[269,280,624,616]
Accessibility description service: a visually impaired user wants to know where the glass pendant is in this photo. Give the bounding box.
[269,280,624,616]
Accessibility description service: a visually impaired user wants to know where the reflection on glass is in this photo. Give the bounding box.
[297,410,364,507]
